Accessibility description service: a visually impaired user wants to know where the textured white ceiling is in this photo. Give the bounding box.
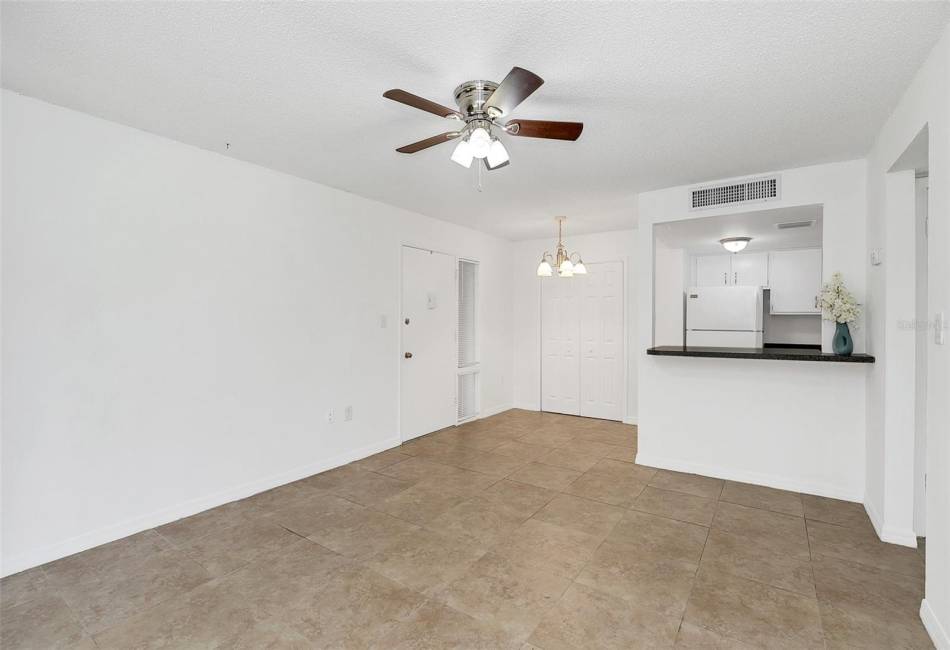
[3,2,948,240]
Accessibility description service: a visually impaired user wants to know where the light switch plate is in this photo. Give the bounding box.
[936,312,946,345]
[869,248,883,266]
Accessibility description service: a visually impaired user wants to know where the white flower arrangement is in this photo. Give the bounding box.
[819,272,861,324]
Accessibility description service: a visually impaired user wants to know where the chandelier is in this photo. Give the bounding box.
[537,217,587,277]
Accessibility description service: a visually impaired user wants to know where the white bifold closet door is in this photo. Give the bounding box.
[541,272,580,415]
[541,261,623,421]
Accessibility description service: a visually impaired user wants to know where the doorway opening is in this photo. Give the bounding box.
[888,123,930,545]
[914,172,928,540]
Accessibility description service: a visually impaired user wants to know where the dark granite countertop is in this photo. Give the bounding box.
[646,346,875,363]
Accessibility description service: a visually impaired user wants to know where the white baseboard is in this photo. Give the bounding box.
[880,525,919,548]
[865,497,884,537]
[634,452,863,502]
[479,403,514,418]
[512,402,540,412]
[922,598,950,650]
[863,498,919,548]
[509,403,633,423]
[1,436,401,578]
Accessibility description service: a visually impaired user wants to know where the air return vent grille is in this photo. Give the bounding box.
[690,175,780,210]
[776,220,815,230]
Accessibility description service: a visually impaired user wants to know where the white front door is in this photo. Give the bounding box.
[400,246,457,441]
[579,262,624,420]
[541,275,580,415]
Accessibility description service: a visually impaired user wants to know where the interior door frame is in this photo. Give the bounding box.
[397,243,466,443]
[538,257,628,423]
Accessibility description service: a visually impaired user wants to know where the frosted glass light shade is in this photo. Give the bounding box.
[486,139,509,169]
[469,127,491,159]
[558,259,574,277]
[573,260,587,274]
[537,260,553,277]
[450,139,474,168]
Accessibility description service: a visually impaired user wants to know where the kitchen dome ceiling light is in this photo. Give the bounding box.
[537,217,587,278]
[720,236,752,253]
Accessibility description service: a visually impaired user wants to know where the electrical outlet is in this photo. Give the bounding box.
[344,406,353,421]
[327,408,335,424]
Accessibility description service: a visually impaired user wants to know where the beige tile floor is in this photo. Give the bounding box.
[0,409,932,648]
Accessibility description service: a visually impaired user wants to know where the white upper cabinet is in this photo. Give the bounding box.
[769,248,822,314]
[695,255,732,286]
[695,253,769,287]
[731,253,769,287]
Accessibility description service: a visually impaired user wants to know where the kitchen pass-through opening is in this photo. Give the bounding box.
[652,204,824,350]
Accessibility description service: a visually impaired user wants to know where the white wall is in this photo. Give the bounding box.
[864,24,950,647]
[653,240,685,346]
[0,91,514,576]
[762,311,820,346]
[512,229,638,423]
[638,160,869,501]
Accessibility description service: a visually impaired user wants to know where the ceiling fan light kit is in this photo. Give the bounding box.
[384,66,582,180]
[538,217,586,278]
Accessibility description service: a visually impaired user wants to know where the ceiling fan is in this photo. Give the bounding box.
[383,67,583,170]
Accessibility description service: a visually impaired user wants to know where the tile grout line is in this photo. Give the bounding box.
[673,508,714,645]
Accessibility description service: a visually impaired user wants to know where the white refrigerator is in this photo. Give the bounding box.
[686,286,764,348]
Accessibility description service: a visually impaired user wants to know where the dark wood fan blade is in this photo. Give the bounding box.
[395,132,460,154]
[485,67,543,116]
[383,89,462,119]
[506,119,583,141]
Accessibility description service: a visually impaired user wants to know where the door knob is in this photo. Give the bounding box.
[404,352,413,359]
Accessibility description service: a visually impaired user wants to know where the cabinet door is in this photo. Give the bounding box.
[732,252,769,287]
[769,249,821,314]
[695,255,732,286]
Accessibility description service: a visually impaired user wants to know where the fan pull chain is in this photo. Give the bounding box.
[475,158,484,192]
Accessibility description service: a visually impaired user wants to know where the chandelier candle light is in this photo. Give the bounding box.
[537,217,587,278]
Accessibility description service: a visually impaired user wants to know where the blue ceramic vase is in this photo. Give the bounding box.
[833,322,853,356]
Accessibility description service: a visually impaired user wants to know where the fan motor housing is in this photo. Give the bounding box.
[453,80,499,118]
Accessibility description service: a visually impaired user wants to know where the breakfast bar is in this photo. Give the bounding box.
[646,345,875,363]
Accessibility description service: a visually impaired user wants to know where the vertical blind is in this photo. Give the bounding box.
[457,260,479,421]
[457,371,478,421]
[458,260,478,368]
